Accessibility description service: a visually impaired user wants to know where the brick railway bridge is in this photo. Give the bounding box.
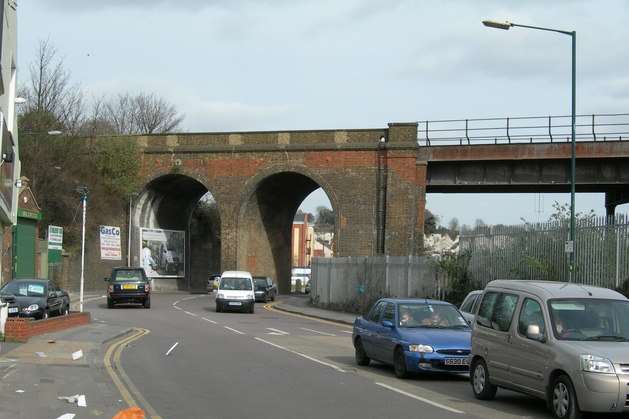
[128,114,629,292]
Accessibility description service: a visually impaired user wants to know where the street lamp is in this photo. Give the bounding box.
[483,19,577,281]
[77,186,89,312]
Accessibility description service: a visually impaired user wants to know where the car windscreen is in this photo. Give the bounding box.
[254,279,268,290]
[0,281,46,297]
[113,270,145,282]
[220,277,252,291]
[549,298,629,341]
[398,303,469,329]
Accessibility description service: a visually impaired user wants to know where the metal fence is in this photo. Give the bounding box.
[418,113,629,146]
[311,256,441,312]
[459,214,629,289]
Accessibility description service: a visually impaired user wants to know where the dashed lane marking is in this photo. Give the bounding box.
[266,327,289,335]
[224,326,245,335]
[374,382,464,415]
[165,342,179,356]
[300,327,336,336]
[173,306,182,311]
[254,337,346,373]
[201,317,217,324]
[342,331,353,334]
[184,311,198,317]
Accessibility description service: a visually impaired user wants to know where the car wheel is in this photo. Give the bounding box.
[471,359,497,400]
[107,298,114,309]
[144,297,151,309]
[271,293,275,302]
[62,305,69,316]
[393,347,409,379]
[551,375,582,419]
[354,338,370,366]
[216,303,222,313]
[250,304,255,314]
[42,310,49,320]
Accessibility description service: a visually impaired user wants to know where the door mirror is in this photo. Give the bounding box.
[526,324,545,342]
[382,320,394,328]
[48,291,56,298]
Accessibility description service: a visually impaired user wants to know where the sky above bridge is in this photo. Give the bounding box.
[19,0,629,226]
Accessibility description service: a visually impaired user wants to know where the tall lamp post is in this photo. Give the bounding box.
[77,186,89,312]
[483,19,577,281]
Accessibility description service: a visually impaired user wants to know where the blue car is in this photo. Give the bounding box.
[352,298,471,378]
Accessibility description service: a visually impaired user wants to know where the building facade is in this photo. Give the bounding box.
[292,213,314,268]
[0,0,20,285]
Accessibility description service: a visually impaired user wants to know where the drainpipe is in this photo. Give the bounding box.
[376,135,388,254]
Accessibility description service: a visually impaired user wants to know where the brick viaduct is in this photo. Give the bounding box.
[128,122,629,292]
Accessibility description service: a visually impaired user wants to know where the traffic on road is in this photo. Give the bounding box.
[56,269,627,419]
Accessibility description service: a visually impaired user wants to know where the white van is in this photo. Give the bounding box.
[215,271,255,314]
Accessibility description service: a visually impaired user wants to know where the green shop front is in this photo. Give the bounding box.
[12,188,42,279]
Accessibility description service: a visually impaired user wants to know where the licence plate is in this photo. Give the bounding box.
[8,307,18,314]
[444,358,469,366]
[228,302,242,306]
[122,284,138,290]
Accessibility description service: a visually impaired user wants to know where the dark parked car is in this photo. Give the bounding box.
[0,279,70,320]
[105,267,151,309]
[253,276,277,303]
[353,298,471,378]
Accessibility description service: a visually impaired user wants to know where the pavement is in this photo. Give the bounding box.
[0,321,132,419]
[273,294,358,325]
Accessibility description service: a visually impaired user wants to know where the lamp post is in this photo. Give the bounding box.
[77,186,89,312]
[483,19,577,281]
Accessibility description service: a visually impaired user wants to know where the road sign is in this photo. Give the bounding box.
[565,240,574,254]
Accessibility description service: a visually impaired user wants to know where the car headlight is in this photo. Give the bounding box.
[24,304,39,312]
[580,355,615,374]
[216,293,225,299]
[409,344,434,353]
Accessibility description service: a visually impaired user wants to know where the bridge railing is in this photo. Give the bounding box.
[418,113,629,146]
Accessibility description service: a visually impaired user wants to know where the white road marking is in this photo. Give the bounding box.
[172,300,180,306]
[254,337,346,373]
[173,306,182,311]
[201,317,217,324]
[184,311,198,317]
[374,382,464,414]
[224,326,245,335]
[165,342,180,356]
[342,331,353,334]
[300,327,336,336]
[266,327,289,335]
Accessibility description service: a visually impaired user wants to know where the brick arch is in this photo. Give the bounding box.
[130,171,222,291]
[236,164,339,293]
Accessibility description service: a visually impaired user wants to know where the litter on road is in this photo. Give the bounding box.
[15,389,24,393]
[71,350,83,361]
[165,342,179,356]
[35,352,47,358]
[55,414,76,419]
[58,394,87,407]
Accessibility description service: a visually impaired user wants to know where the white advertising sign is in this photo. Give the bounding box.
[100,225,122,261]
[140,228,185,278]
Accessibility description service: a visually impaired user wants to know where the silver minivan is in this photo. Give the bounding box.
[470,280,629,419]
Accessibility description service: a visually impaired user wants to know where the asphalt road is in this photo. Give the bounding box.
[86,294,556,419]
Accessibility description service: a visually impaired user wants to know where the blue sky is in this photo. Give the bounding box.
[19,0,629,226]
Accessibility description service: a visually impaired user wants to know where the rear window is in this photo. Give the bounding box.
[113,270,145,281]
[220,277,252,290]
[1,281,46,297]
[254,279,268,289]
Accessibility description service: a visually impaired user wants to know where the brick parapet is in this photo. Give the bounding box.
[4,312,91,342]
